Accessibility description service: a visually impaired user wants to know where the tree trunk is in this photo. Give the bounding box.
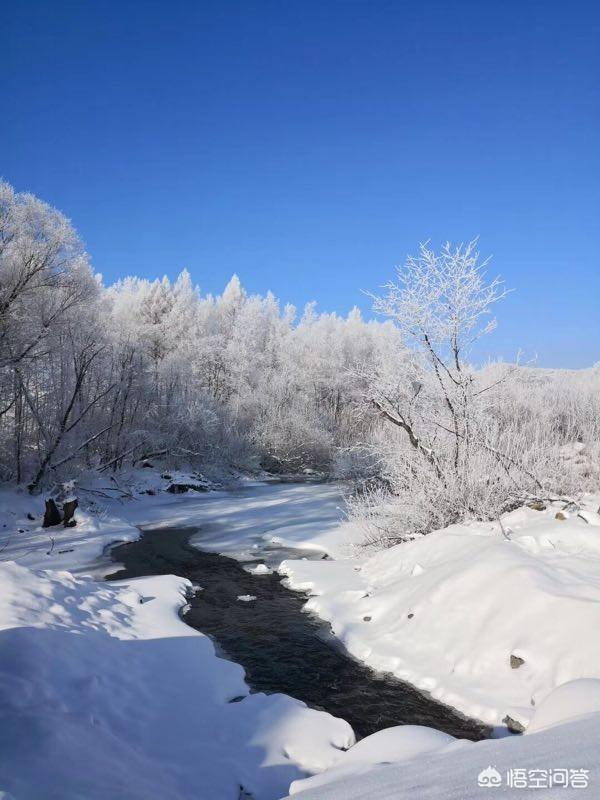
[43,499,62,527]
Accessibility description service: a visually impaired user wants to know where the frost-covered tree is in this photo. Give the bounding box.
[0,181,597,512]
[370,240,508,478]
[353,240,599,545]
[0,182,103,487]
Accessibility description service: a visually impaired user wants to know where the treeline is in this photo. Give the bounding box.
[2,181,598,544]
[0,181,400,491]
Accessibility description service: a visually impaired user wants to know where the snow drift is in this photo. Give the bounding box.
[0,561,353,800]
[288,680,600,798]
[282,496,600,727]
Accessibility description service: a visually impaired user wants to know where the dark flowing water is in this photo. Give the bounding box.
[108,526,489,742]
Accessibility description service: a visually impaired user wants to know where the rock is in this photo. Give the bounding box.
[166,483,189,494]
[555,511,568,521]
[527,500,546,511]
[502,714,526,734]
[62,498,78,528]
[510,654,525,669]
[42,499,62,528]
[166,482,208,494]
[140,461,153,468]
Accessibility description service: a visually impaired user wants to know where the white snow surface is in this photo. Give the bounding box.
[525,678,600,734]
[0,560,353,800]
[0,484,141,575]
[289,725,456,795]
[281,495,600,727]
[0,477,353,576]
[0,478,359,799]
[126,480,358,564]
[247,563,274,575]
[288,687,600,798]
[3,477,600,799]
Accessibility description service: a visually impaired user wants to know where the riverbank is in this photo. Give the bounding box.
[108,525,487,741]
[281,495,600,730]
[2,476,600,798]
[0,559,353,800]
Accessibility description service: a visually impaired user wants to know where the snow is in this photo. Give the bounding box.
[525,678,600,734]
[0,479,362,799]
[247,563,273,575]
[0,480,355,577]
[281,494,600,728]
[289,681,600,798]
[123,481,357,563]
[0,560,353,800]
[3,479,600,799]
[287,704,600,798]
[289,725,456,795]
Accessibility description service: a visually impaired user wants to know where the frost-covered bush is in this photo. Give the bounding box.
[350,242,600,545]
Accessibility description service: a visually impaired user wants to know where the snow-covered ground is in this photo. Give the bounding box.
[0,561,353,800]
[2,476,600,799]
[287,684,600,798]
[281,496,600,729]
[124,479,359,562]
[0,477,353,574]
[0,478,357,799]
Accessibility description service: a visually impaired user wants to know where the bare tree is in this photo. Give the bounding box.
[361,240,545,541]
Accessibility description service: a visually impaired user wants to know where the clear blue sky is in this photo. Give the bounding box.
[2,0,599,367]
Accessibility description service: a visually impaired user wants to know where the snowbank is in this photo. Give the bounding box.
[288,683,600,798]
[0,467,224,576]
[117,480,357,564]
[0,479,353,579]
[0,485,140,575]
[0,561,353,800]
[4,479,600,798]
[281,495,600,727]
[289,725,456,795]
[525,678,600,734]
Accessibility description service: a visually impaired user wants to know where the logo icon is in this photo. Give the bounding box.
[478,766,502,788]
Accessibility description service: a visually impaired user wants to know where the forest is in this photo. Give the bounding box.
[1,180,599,542]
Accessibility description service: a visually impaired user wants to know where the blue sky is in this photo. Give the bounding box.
[2,0,599,367]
